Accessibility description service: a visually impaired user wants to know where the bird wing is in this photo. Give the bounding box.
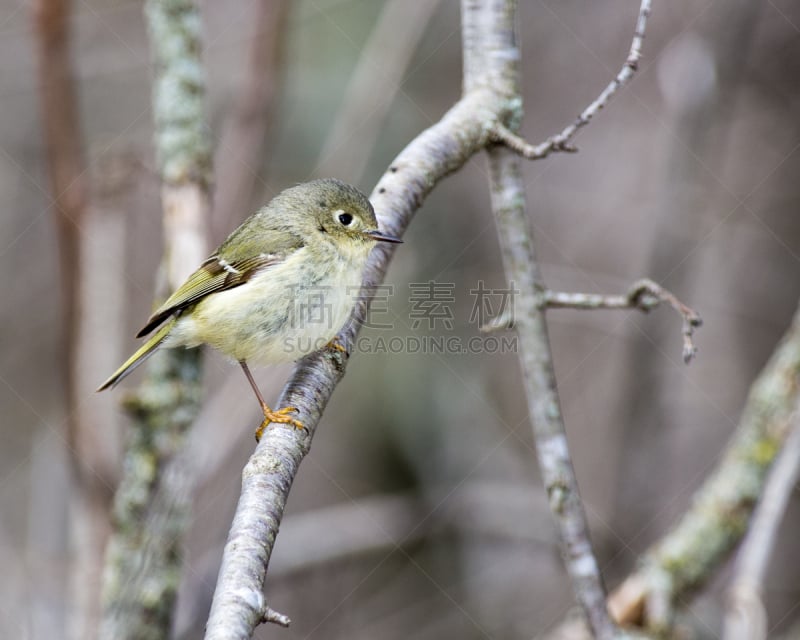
[136,252,283,338]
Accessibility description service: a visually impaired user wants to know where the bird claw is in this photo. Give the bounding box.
[326,337,347,354]
[255,404,304,441]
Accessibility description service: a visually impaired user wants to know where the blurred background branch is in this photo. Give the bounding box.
[6,0,800,638]
[616,302,800,632]
[314,0,443,184]
[212,0,291,242]
[549,300,800,637]
[723,406,800,640]
[99,0,211,638]
[32,1,126,636]
[32,0,87,431]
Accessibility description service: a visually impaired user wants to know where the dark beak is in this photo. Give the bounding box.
[364,229,403,244]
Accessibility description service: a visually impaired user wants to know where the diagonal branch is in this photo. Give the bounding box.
[547,301,800,639]
[722,401,800,640]
[482,278,703,364]
[207,0,660,636]
[490,0,652,160]
[612,303,800,634]
[205,86,496,639]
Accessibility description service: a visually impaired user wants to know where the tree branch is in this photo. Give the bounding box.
[253,482,556,576]
[179,480,562,634]
[205,84,495,639]
[482,278,703,364]
[100,1,212,638]
[206,0,662,636]
[608,303,800,632]
[485,150,618,639]
[541,302,800,639]
[490,0,652,160]
[464,0,619,636]
[532,300,800,640]
[722,402,800,640]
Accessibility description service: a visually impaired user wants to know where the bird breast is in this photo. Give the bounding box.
[168,244,369,364]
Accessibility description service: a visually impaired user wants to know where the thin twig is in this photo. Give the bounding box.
[482,278,703,364]
[723,401,800,640]
[623,279,702,363]
[262,607,291,628]
[490,0,652,160]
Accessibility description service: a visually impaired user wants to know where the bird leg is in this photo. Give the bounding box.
[239,361,303,441]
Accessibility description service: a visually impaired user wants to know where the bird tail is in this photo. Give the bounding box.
[97,319,176,391]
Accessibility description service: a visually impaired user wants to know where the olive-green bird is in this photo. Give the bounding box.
[98,179,401,438]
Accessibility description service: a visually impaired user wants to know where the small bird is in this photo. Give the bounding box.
[99,179,401,439]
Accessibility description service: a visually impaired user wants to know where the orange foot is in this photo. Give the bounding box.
[255,404,304,441]
[326,337,347,354]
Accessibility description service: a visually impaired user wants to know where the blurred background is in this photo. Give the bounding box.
[2,0,800,637]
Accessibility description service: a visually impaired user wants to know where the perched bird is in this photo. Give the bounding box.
[98,179,401,439]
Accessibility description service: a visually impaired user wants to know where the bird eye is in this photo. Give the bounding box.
[338,212,353,226]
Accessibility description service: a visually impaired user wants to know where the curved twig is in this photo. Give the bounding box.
[490,0,652,160]
[482,278,703,364]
